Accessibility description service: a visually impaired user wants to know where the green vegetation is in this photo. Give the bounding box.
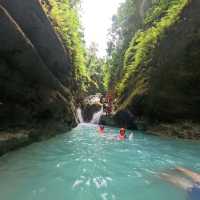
[86,43,107,93]
[107,0,189,97]
[42,0,109,93]
[42,0,190,97]
[106,0,145,90]
[42,0,90,91]
[102,61,111,91]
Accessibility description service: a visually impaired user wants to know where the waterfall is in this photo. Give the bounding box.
[90,107,103,124]
[77,108,84,123]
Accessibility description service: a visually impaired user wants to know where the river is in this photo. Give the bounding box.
[0,123,200,200]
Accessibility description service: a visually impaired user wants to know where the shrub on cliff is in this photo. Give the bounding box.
[42,0,90,92]
[116,0,190,96]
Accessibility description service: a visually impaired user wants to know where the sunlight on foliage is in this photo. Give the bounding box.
[42,0,90,91]
[116,0,189,96]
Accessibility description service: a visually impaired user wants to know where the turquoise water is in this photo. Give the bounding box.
[0,124,200,200]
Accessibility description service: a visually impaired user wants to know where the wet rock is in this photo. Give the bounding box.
[0,132,30,156]
[113,110,137,129]
[100,110,137,130]
[80,95,102,122]
[99,115,116,127]
[118,1,200,123]
[148,121,200,140]
[82,103,102,122]
[0,1,77,155]
[0,0,72,85]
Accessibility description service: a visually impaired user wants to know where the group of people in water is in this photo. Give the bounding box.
[97,125,200,200]
[98,125,131,141]
[98,93,200,200]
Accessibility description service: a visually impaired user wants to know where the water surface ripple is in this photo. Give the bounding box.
[0,123,200,200]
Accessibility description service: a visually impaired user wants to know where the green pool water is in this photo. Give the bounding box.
[0,123,200,200]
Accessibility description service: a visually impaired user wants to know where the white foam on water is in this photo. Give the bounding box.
[135,171,142,178]
[106,177,112,182]
[56,163,61,168]
[86,178,91,186]
[72,180,83,189]
[101,193,108,200]
[93,177,108,189]
[93,178,101,189]
[112,194,116,200]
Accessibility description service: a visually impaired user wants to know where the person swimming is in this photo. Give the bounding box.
[98,125,105,135]
[161,167,200,200]
[117,128,126,140]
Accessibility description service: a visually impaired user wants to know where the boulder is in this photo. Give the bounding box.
[113,110,137,129]
[99,115,116,127]
[82,103,102,122]
[100,110,137,130]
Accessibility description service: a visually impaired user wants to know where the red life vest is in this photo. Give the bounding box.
[98,127,104,134]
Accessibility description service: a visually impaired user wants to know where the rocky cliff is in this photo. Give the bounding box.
[115,0,200,137]
[0,0,77,154]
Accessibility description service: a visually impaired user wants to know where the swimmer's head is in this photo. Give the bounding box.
[99,125,104,130]
[120,128,126,136]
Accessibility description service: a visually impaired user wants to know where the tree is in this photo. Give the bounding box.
[86,42,106,93]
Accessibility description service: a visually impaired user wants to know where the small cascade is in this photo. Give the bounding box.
[77,108,84,123]
[90,107,103,124]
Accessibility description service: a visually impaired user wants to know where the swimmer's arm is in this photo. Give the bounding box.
[160,173,193,190]
[176,167,200,183]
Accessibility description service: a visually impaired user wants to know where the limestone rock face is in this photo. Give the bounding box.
[0,0,72,85]
[119,1,200,122]
[100,110,137,130]
[0,0,77,153]
[113,110,137,129]
[82,103,102,122]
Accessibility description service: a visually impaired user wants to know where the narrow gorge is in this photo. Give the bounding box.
[0,1,200,200]
[0,0,200,153]
[0,0,79,155]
